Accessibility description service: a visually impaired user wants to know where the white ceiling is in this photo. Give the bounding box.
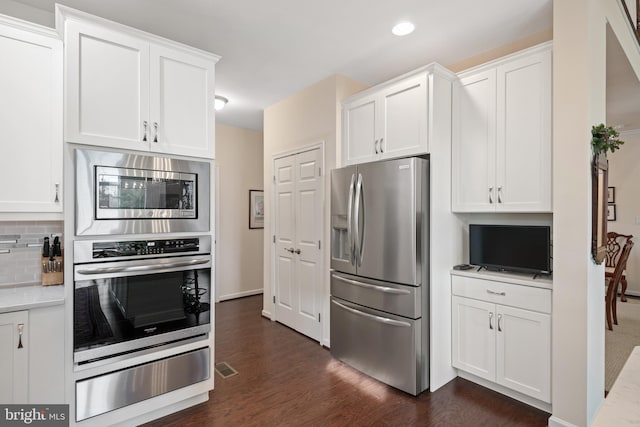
[9,0,554,131]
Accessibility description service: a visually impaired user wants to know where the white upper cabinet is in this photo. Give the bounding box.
[59,5,219,159]
[0,16,62,214]
[342,64,454,166]
[452,43,552,212]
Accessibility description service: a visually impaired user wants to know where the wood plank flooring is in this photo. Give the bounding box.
[145,295,550,426]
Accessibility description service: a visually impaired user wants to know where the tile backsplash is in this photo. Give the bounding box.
[0,221,63,287]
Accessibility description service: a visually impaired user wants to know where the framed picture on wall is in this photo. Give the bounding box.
[608,204,617,221]
[608,186,616,203]
[249,190,264,229]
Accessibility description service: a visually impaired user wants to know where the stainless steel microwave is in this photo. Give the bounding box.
[75,148,210,236]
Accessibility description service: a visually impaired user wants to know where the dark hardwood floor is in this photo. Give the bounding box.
[145,295,550,426]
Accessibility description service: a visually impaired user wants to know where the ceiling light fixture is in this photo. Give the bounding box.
[392,22,415,36]
[214,95,229,111]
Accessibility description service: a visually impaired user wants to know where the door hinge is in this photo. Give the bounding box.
[273,175,276,184]
[318,167,322,177]
[273,295,276,304]
[318,313,321,322]
[273,235,276,244]
[318,240,321,250]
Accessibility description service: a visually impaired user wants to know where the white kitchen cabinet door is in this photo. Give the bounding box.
[380,74,428,159]
[451,70,496,212]
[451,296,496,382]
[29,305,64,404]
[0,22,62,213]
[496,305,551,403]
[0,311,28,404]
[495,50,552,212]
[150,44,215,159]
[65,20,150,150]
[343,95,377,165]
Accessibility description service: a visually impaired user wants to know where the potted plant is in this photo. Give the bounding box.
[591,123,624,157]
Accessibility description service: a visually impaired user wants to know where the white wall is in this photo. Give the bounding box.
[262,74,368,346]
[551,1,640,426]
[215,124,264,301]
[0,0,54,27]
[607,131,640,296]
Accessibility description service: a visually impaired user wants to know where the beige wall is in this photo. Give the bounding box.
[215,124,264,301]
[551,1,640,426]
[262,75,367,345]
[607,131,640,296]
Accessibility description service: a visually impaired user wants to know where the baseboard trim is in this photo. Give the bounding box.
[624,290,640,297]
[218,289,263,301]
[547,415,578,427]
[457,371,552,413]
[261,309,272,320]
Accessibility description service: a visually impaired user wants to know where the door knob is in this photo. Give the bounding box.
[294,249,301,255]
[285,248,294,253]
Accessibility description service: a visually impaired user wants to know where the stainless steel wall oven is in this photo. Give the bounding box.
[75,148,210,236]
[73,236,212,365]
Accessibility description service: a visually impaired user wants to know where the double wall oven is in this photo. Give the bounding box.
[72,148,213,422]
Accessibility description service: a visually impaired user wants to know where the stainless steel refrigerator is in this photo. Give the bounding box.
[330,156,429,395]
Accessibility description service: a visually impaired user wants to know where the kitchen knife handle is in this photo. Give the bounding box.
[143,121,148,141]
[54,183,59,203]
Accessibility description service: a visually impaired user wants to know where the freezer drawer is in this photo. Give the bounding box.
[330,297,425,395]
[331,272,421,319]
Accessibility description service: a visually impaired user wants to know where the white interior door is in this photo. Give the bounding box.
[274,148,323,342]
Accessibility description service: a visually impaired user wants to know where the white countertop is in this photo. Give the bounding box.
[593,346,640,426]
[450,267,553,290]
[0,283,65,313]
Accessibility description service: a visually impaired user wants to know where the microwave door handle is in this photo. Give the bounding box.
[347,173,356,265]
[76,258,210,275]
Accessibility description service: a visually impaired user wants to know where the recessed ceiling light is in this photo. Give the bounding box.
[214,95,229,111]
[392,22,415,36]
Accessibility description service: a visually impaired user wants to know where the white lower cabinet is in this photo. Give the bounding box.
[0,310,28,403]
[0,305,64,405]
[452,274,551,403]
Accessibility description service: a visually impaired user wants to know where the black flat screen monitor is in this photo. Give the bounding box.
[469,224,551,274]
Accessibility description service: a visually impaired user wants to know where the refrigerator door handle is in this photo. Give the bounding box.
[347,173,356,265]
[354,173,365,267]
[331,274,411,295]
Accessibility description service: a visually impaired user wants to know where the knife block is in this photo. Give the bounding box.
[41,250,63,286]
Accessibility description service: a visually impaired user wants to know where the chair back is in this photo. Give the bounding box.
[612,240,634,286]
[605,232,634,268]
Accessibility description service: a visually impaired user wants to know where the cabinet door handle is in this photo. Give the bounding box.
[486,289,506,296]
[489,312,494,330]
[497,314,503,332]
[153,122,159,143]
[17,323,24,349]
[489,187,493,204]
[497,186,503,203]
[374,139,379,154]
[380,137,384,153]
[54,183,60,204]
[143,121,148,142]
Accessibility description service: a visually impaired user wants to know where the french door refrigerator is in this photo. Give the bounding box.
[330,156,429,395]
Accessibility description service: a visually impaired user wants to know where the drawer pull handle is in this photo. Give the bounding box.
[332,274,411,295]
[489,312,494,330]
[332,299,411,327]
[497,314,503,332]
[17,323,24,349]
[486,289,506,296]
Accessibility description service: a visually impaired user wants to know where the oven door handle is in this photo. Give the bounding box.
[76,258,210,275]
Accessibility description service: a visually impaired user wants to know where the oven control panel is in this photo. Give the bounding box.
[92,238,200,258]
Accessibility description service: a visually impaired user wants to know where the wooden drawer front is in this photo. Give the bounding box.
[452,276,551,314]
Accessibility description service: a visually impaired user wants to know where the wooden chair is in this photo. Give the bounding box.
[606,240,634,330]
[605,232,633,302]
